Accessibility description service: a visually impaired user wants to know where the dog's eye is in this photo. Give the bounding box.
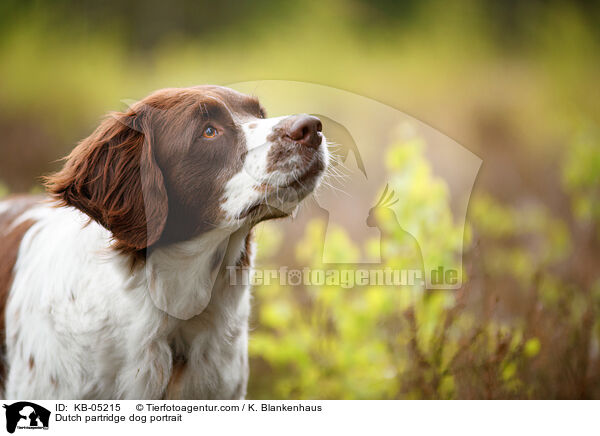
[202,126,218,139]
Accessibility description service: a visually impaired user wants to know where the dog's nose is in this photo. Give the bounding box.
[286,115,323,149]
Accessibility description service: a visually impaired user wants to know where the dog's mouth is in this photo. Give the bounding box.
[239,155,326,220]
[277,156,325,190]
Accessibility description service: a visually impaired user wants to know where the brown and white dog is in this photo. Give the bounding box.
[0,85,328,399]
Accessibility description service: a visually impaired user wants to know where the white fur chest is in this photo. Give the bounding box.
[4,205,251,400]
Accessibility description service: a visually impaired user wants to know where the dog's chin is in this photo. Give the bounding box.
[241,161,325,224]
[241,186,311,224]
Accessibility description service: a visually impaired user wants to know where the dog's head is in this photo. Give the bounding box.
[46,85,329,252]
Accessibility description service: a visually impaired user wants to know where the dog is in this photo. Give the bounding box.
[0,85,328,399]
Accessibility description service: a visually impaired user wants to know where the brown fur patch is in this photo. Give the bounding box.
[165,354,188,399]
[253,184,270,193]
[44,106,169,255]
[0,195,41,387]
[45,86,265,255]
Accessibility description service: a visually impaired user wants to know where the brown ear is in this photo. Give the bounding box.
[45,107,168,251]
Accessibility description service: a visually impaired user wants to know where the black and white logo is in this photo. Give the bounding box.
[2,402,50,433]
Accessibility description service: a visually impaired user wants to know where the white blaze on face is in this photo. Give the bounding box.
[239,116,288,185]
[220,116,283,222]
[221,115,329,224]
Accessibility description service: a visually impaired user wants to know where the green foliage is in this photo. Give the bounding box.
[246,140,469,398]
[0,182,9,199]
[562,126,600,226]
[248,127,600,399]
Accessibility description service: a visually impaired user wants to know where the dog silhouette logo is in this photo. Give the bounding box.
[2,402,50,433]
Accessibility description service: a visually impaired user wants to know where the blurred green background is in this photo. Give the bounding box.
[1,0,599,398]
